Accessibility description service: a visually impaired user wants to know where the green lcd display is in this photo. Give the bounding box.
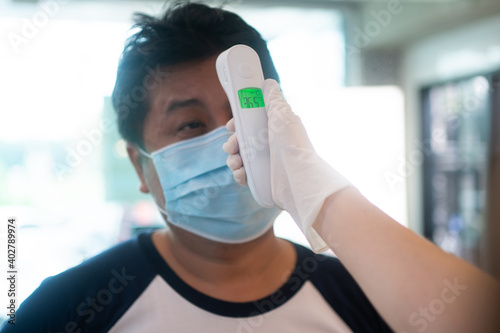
[238,88,265,109]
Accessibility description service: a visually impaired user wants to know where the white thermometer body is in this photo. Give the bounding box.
[216,44,274,208]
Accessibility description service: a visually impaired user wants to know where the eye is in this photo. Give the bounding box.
[178,121,205,132]
[186,122,200,130]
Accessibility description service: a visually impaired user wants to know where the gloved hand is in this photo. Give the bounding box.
[223,79,351,253]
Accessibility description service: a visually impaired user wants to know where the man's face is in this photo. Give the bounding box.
[128,55,233,209]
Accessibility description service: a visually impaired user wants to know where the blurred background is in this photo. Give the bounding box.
[0,0,499,315]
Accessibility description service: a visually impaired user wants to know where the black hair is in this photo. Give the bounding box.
[111,2,280,147]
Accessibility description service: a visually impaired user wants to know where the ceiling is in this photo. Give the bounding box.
[237,0,500,50]
[355,0,500,49]
[5,0,500,50]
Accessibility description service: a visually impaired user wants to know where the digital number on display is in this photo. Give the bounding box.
[238,88,265,109]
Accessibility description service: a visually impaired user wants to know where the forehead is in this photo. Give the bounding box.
[150,56,219,105]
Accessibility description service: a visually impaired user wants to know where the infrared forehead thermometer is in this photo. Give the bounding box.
[216,44,274,208]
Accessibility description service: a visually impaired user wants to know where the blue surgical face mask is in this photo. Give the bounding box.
[140,126,281,244]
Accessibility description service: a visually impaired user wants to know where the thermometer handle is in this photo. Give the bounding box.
[216,45,275,208]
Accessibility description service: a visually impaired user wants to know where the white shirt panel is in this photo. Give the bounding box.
[109,276,353,333]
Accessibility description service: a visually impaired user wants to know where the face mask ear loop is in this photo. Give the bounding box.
[136,146,169,218]
[137,146,167,215]
[155,204,169,217]
[138,146,152,159]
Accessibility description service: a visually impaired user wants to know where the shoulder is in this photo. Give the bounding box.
[292,242,353,286]
[292,243,365,302]
[42,233,153,300]
[1,233,158,333]
[292,243,394,333]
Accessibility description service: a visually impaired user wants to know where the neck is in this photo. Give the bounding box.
[152,225,296,302]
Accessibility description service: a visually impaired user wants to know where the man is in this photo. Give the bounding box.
[1,3,391,332]
[3,3,499,333]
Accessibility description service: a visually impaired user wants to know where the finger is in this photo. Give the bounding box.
[262,79,288,118]
[263,78,299,127]
[233,167,248,186]
[222,133,239,154]
[226,118,235,132]
[262,79,283,105]
[226,153,243,171]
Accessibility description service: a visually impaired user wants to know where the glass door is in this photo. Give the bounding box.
[421,74,493,265]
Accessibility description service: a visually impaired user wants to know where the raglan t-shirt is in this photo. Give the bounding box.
[1,232,393,332]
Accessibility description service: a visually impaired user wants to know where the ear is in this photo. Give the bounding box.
[127,142,150,194]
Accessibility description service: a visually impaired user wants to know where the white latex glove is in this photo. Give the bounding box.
[223,79,351,253]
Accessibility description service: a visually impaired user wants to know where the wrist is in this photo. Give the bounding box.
[312,186,359,252]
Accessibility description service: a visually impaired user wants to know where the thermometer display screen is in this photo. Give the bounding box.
[238,88,265,109]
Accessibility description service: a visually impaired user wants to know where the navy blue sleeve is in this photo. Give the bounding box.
[0,235,156,333]
[295,244,394,333]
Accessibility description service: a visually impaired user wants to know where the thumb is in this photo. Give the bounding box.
[263,79,307,143]
[263,79,298,125]
[263,79,286,116]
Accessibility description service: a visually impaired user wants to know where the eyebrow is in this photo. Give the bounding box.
[166,98,203,113]
[164,98,233,119]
